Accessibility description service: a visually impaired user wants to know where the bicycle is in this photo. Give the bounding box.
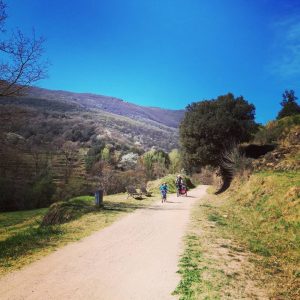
[161,190,167,203]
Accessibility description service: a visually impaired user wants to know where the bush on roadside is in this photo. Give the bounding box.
[41,196,95,225]
[147,174,195,194]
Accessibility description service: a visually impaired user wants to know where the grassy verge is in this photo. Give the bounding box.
[217,170,300,299]
[173,235,228,300]
[174,170,299,299]
[173,198,233,300]
[0,193,157,276]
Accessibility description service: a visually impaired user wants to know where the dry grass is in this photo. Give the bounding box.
[175,170,299,299]
[216,171,300,299]
[174,193,268,299]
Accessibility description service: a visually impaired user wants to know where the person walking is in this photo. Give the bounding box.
[159,182,168,203]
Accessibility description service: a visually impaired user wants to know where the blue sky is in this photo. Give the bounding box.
[5,0,300,123]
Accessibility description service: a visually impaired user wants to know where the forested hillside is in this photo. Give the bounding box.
[0,87,183,211]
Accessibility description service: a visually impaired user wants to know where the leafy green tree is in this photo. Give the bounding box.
[101,146,110,161]
[141,149,170,179]
[277,90,300,119]
[142,150,154,179]
[180,93,257,171]
[169,149,182,174]
[85,142,105,171]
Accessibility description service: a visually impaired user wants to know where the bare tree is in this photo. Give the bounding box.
[0,0,6,32]
[0,0,48,96]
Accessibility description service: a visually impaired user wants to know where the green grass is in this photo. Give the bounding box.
[173,235,204,299]
[173,206,230,300]
[0,192,157,275]
[207,213,227,226]
[147,174,195,194]
[173,234,226,300]
[0,208,47,241]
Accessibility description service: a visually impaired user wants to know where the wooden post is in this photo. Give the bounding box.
[95,190,103,207]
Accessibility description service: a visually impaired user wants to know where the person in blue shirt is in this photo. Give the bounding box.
[159,182,168,203]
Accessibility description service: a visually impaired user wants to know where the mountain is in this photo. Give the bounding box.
[0,87,185,210]
[25,87,184,129]
[0,86,184,151]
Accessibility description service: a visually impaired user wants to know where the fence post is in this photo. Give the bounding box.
[95,190,103,207]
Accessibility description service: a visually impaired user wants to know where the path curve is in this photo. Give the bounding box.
[0,186,207,300]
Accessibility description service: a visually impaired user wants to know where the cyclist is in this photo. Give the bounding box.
[175,174,183,197]
[159,182,168,203]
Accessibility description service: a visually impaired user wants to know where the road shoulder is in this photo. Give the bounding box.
[173,191,269,299]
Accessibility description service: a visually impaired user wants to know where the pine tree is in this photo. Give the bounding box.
[277,90,300,119]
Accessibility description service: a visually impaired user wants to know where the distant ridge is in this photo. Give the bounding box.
[26,87,185,128]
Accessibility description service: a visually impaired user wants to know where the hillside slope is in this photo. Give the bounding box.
[0,88,183,209]
[0,85,184,152]
[217,171,300,299]
[24,86,184,128]
[210,117,300,299]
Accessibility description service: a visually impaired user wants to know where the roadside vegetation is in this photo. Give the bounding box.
[218,171,299,299]
[174,170,299,299]
[147,173,194,194]
[175,91,300,299]
[174,192,269,299]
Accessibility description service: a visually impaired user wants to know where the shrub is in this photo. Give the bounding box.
[220,147,253,178]
[168,149,182,174]
[42,197,95,225]
[141,149,170,180]
[254,115,300,145]
[147,174,195,194]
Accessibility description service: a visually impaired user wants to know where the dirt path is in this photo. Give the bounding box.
[0,186,207,300]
